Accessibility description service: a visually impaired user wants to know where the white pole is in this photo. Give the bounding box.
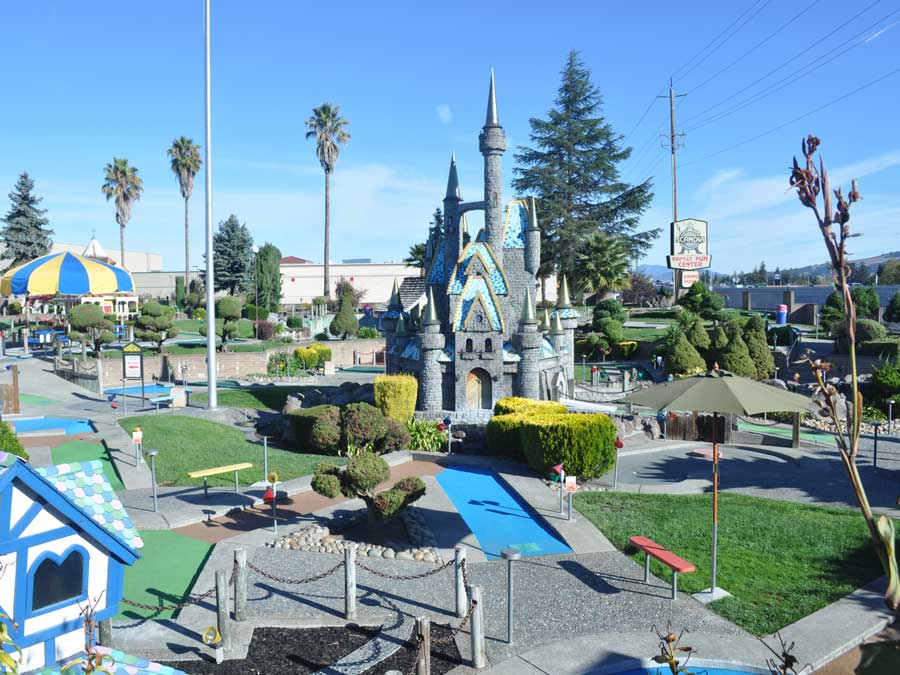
[203,0,217,409]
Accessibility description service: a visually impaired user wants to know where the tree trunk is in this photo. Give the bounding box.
[324,171,331,299]
[184,196,190,289]
[120,225,126,271]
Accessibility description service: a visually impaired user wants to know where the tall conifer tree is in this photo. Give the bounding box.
[212,214,253,294]
[514,50,656,292]
[1,172,54,269]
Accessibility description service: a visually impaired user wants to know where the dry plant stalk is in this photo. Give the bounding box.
[651,623,697,674]
[790,135,899,612]
[60,595,115,675]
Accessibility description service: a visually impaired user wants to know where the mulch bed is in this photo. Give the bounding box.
[361,624,463,675]
[164,625,378,674]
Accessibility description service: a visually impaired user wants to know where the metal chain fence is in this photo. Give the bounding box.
[246,558,345,585]
[355,557,454,581]
[121,560,237,612]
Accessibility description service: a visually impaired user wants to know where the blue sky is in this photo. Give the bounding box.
[0,0,898,275]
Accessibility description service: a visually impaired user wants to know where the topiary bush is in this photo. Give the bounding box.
[685,318,711,351]
[719,324,756,377]
[872,357,900,406]
[236,318,254,339]
[329,291,359,338]
[833,319,888,353]
[486,413,527,459]
[0,421,28,461]
[358,326,379,339]
[493,397,566,416]
[294,346,320,369]
[665,331,706,375]
[519,413,616,479]
[596,318,624,345]
[374,374,418,423]
[341,402,387,451]
[745,330,775,379]
[614,340,638,358]
[310,343,332,362]
[287,315,303,329]
[288,405,342,454]
[591,298,627,328]
[375,417,410,454]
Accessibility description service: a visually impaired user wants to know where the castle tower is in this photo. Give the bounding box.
[419,287,445,411]
[514,290,542,400]
[443,153,463,278]
[554,275,579,359]
[524,196,541,276]
[479,70,507,253]
[550,311,567,355]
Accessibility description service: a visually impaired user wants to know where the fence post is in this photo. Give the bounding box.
[469,585,485,669]
[454,546,467,618]
[234,548,247,621]
[344,543,357,620]
[98,618,112,648]
[415,616,431,675]
[215,569,231,651]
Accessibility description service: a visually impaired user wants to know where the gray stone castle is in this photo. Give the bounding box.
[384,72,577,412]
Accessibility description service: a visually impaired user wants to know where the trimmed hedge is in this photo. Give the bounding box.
[374,374,418,423]
[376,417,410,454]
[486,413,527,459]
[519,413,616,479]
[288,405,342,454]
[859,339,900,358]
[310,343,332,362]
[0,421,28,461]
[342,402,387,450]
[493,397,566,416]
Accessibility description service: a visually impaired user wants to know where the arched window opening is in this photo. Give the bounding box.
[465,338,474,353]
[31,549,85,611]
[484,338,493,353]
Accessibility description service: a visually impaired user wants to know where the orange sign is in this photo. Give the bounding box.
[132,430,143,444]
[564,476,577,493]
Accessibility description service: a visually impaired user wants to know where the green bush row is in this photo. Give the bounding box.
[288,402,409,456]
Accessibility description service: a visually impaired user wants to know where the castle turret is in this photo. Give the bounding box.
[514,290,542,400]
[539,308,551,333]
[524,196,541,276]
[419,287,445,411]
[443,153,463,278]
[554,275,579,359]
[550,311,567,355]
[479,70,507,253]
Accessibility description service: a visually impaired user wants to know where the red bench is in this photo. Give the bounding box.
[629,535,696,599]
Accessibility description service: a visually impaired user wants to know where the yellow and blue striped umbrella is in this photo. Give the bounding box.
[0,252,135,296]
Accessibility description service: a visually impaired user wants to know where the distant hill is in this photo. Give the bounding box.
[782,251,900,279]
[637,264,672,282]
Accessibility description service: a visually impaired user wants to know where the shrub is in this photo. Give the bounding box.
[886,291,900,323]
[872,358,900,405]
[175,276,186,308]
[0,421,28,461]
[745,331,775,379]
[245,303,265,321]
[852,286,880,319]
[329,292,359,338]
[677,282,724,318]
[862,405,887,422]
[486,413,527,459]
[375,417,410,454]
[236,318,254,339]
[311,471,341,498]
[685,318,710,350]
[257,321,275,341]
[710,325,728,350]
[718,323,756,377]
[743,315,766,336]
[287,315,304,329]
[192,307,207,321]
[857,339,900,359]
[834,319,888,353]
[294,347,320,369]
[310,343,332,362]
[767,325,798,347]
[615,340,638,358]
[406,419,446,452]
[591,299,626,328]
[374,374,418,423]
[373,476,426,520]
[341,403,387,451]
[519,413,617,479]
[358,326,379,339]
[597,318,624,344]
[288,405,342,454]
[8,301,21,315]
[345,451,390,493]
[665,331,706,375]
[493,397,566,416]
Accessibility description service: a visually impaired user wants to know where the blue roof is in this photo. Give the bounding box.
[34,646,185,675]
[448,242,509,296]
[401,338,421,360]
[502,341,521,362]
[453,276,504,332]
[540,338,558,358]
[426,236,448,284]
[551,307,579,319]
[502,199,529,249]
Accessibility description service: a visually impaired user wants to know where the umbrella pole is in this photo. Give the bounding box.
[712,411,719,593]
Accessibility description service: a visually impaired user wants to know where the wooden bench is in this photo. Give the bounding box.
[188,463,253,498]
[629,535,696,599]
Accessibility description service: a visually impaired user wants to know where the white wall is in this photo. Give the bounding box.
[50,242,163,273]
[281,262,421,305]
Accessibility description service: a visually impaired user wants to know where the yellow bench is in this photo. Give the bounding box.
[188,462,253,498]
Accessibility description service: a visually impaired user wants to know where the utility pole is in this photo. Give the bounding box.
[659,79,686,298]
[203,0,217,409]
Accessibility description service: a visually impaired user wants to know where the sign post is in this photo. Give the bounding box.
[564,476,577,522]
[121,342,145,405]
[667,219,711,297]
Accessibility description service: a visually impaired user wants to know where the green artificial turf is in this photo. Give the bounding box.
[20,393,56,405]
[192,385,316,411]
[174,318,203,334]
[118,414,344,487]
[51,440,125,492]
[737,420,831,442]
[574,491,890,635]
[118,530,213,620]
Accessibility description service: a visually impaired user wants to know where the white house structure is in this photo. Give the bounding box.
[0,454,143,672]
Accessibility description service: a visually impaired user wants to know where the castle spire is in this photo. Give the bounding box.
[423,287,440,326]
[550,312,565,335]
[557,275,573,309]
[388,278,402,311]
[519,291,536,325]
[539,308,552,332]
[445,152,461,201]
[485,68,499,126]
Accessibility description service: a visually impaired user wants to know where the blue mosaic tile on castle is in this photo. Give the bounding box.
[503,341,521,362]
[37,460,144,551]
[455,277,503,331]
[426,236,447,284]
[449,243,508,295]
[551,307,580,319]
[401,339,421,360]
[540,338,559,358]
[502,200,528,249]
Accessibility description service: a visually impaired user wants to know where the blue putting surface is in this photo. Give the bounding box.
[12,417,95,435]
[104,383,175,397]
[436,465,572,560]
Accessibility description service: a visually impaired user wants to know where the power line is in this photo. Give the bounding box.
[679,0,883,127]
[623,83,669,141]
[680,65,900,167]
[683,7,900,132]
[684,0,823,95]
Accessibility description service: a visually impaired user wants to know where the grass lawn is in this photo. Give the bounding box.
[51,440,125,492]
[118,414,344,487]
[174,318,203,333]
[20,393,57,405]
[118,530,213,620]
[192,385,316,411]
[574,491,889,635]
[621,326,668,341]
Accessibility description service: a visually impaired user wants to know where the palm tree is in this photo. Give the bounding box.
[305,104,350,299]
[574,231,631,298]
[101,158,143,269]
[167,137,202,288]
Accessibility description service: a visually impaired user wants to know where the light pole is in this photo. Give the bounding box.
[203,0,217,409]
[252,245,260,339]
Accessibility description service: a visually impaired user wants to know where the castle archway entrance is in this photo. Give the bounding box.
[466,368,492,409]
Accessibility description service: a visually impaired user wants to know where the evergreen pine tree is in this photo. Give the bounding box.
[254,243,283,312]
[1,172,54,268]
[745,331,775,380]
[719,323,756,377]
[665,331,706,375]
[329,290,359,338]
[212,214,253,294]
[686,317,711,351]
[513,50,656,291]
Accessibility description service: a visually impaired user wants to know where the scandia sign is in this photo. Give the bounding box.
[667,218,711,271]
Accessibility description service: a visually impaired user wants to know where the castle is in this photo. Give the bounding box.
[384,72,577,413]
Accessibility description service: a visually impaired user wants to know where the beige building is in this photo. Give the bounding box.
[281,260,421,306]
[51,240,162,273]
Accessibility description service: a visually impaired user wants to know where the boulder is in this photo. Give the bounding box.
[283,394,304,415]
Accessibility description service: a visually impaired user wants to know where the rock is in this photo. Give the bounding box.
[452,430,467,440]
[396,551,413,560]
[282,394,304,414]
[423,552,435,563]
[413,551,424,561]
[382,549,395,559]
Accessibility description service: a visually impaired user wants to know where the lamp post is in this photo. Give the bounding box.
[889,400,895,435]
[147,448,159,513]
[252,245,260,339]
[500,548,521,644]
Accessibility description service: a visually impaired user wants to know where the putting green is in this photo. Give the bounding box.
[737,421,830,442]
[20,393,57,405]
[51,441,125,492]
[118,530,213,620]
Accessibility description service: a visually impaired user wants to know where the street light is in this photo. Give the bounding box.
[252,245,260,339]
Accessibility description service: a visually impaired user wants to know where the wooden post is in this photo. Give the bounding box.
[415,616,431,675]
[344,544,357,620]
[9,365,18,414]
[469,585,485,669]
[234,548,247,621]
[791,412,801,449]
[454,546,467,618]
[98,618,112,647]
[215,570,231,651]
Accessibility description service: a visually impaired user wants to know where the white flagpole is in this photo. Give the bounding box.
[203,0,217,408]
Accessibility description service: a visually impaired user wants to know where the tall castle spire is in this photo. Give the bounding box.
[486,68,499,126]
[479,70,507,253]
[445,152,460,201]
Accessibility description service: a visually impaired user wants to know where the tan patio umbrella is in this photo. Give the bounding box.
[621,368,810,598]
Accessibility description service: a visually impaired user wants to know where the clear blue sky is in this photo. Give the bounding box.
[0,0,898,275]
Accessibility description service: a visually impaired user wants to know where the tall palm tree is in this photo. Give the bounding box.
[305,103,350,299]
[167,137,202,288]
[574,231,631,298]
[101,158,143,269]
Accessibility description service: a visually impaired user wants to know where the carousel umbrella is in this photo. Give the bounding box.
[0,252,134,296]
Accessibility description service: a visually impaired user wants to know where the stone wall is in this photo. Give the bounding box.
[99,338,386,384]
